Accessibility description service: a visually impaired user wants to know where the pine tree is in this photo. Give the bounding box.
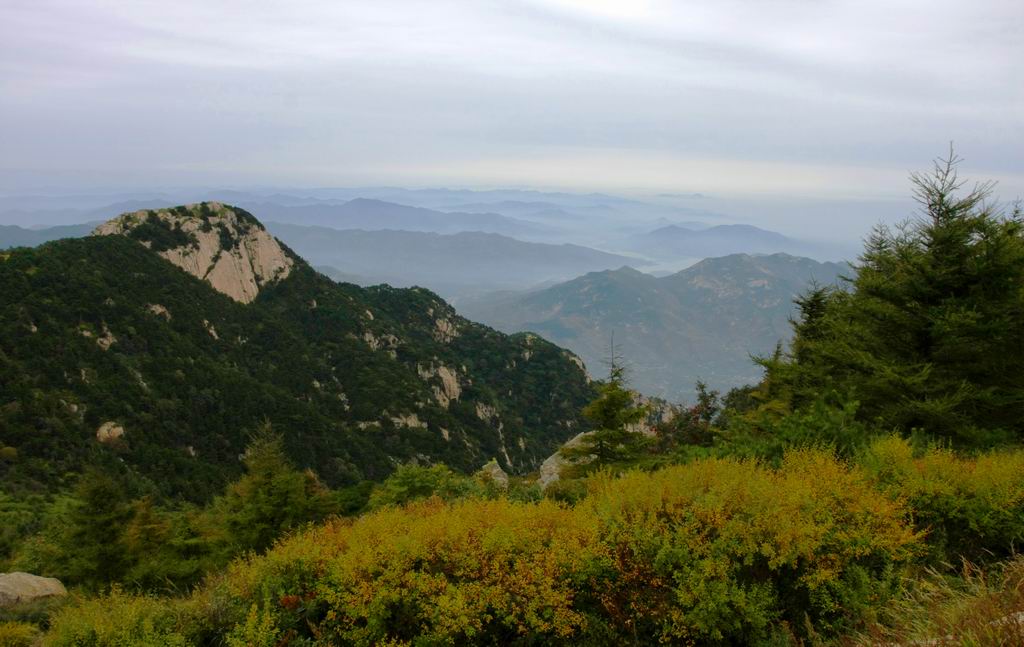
[765,150,1024,445]
[202,427,332,556]
[562,353,649,468]
[56,469,132,588]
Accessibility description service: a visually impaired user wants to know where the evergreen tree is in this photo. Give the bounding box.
[202,427,332,556]
[763,151,1024,445]
[56,469,132,588]
[563,357,649,468]
[366,463,480,509]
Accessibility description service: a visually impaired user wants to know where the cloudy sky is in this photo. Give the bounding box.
[2,0,1021,198]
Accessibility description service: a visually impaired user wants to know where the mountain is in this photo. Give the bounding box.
[0,197,548,237]
[444,200,588,222]
[624,224,806,260]
[265,223,647,299]
[0,203,594,500]
[0,222,97,248]
[460,253,849,398]
[233,198,548,238]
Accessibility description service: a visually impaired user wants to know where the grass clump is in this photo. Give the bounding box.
[0,621,39,647]
[855,556,1024,646]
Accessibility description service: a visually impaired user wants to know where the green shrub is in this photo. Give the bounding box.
[860,435,1024,563]
[542,477,588,504]
[721,393,875,463]
[44,588,197,647]
[58,450,917,645]
[577,450,918,642]
[0,621,39,647]
[366,463,482,509]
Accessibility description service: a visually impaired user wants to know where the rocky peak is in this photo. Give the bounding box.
[92,202,294,303]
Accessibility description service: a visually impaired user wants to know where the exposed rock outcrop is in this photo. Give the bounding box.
[475,402,498,422]
[418,363,461,408]
[0,572,67,608]
[434,317,459,343]
[479,459,509,489]
[363,331,400,353]
[538,431,594,490]
[96,323,117,350]
[147,303,171,320]
[93,202,294,304]
[390,413,427,429]
[96,421,126,443]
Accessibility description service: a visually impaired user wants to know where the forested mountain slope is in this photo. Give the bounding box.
[0,204,594,500]
[462,253,847,396]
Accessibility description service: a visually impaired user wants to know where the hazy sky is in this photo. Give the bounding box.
[2,0,1021,198]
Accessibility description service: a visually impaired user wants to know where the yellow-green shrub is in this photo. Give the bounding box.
[217,497,602,645]
[43,588,197,647]
[194,450,917,645]
[0,621,39,647]
[576,450,919,642]
[860,435,1024,562]
[40,449,933,646]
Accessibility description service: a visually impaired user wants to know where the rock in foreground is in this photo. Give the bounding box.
[0,572,67,607]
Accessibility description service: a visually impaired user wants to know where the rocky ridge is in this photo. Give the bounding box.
[92,202,294,303]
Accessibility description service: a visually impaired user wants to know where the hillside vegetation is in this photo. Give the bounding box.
[33,438,1024,646]
[0,204,594,501]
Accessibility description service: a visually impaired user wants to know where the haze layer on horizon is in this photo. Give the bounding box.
[2,0,1021,203]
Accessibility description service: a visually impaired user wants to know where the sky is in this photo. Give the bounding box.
[1,0,1021,200]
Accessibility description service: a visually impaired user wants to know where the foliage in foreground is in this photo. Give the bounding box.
[5,433,338,592]
[45,447,921,646]
[0,621,40,647]
[855,556,1024,646]
[41,435,1024,646]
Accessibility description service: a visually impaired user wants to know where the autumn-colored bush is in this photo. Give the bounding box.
[860,435,1024,563]
[46,442,1024,645]
[576,450,919,642]
[0,621,39,647]
[43,449,914,645]
[215,497,601,645]
[43,587,201,646]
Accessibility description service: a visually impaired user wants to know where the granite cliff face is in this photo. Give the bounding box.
[92,202,294,303]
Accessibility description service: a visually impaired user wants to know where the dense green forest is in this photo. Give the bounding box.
[3,157,1024,645]
[0,216,594,500]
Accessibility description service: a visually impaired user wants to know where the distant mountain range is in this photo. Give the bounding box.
[0,222,97,248]
[0,197,549,238]
[622,224,806,260]
[240,199,552,238]
[1,220,647,300]
[2,189,856,265]
[460,253,850,398]
[266,223,646,299]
